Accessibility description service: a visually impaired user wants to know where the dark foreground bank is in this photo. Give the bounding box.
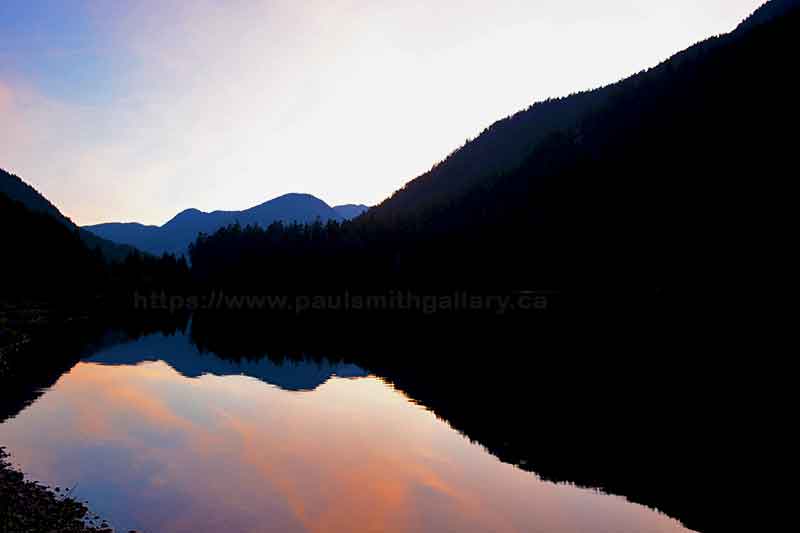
[1,448,114,533]
[0,304,103,533]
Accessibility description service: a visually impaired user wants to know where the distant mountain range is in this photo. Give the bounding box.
[3,165,369,259]
[1,168,138,261]
[85,195,370,256]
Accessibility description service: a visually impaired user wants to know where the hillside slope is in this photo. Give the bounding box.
[0,192,101,296]
[367,0,798,234]
[1,168,138,261]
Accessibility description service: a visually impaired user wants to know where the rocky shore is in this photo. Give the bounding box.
[1,448,113,533]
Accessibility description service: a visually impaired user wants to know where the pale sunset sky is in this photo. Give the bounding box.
[1,0,765,225]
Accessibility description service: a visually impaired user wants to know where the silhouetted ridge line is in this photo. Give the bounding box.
[737,0,800,31]
[367,0,800,228]
[85,193,346,256]
[0,167,137,261]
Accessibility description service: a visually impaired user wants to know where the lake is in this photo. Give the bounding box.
[0,327,697,532]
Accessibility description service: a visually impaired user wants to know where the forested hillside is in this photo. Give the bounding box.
[366,0,797,228]
[1,192,102,296]
[1,190,189,301]
[190,1,798,292]
[1,168,138,261]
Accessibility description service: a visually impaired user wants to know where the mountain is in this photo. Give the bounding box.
[333,204,370,220]
[0,191,101,296]
[356,0,799,287]
[188,0,799,291]
[1,167,138,262]
[85,193,345,256]
[366,0,800,231]
[1,186,190,303]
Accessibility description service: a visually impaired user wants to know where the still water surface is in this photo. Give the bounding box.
[0,330,695,532]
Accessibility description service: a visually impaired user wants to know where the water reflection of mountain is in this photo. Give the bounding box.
[84,331,368,392]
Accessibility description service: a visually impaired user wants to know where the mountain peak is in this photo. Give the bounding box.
[174,207,204,217]
[255,193,328,207]
[275,192,318,200]
[164,208,206,227]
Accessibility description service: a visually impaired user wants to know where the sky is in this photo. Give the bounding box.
[1,0,765,226]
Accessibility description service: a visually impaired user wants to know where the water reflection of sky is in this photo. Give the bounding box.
[0,340,696,532]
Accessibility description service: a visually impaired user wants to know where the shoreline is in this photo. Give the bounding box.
[1,303,114,532]
[0,447,113,533]
[0,300,91,379]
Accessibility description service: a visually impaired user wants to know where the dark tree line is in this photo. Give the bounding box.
[1,192,101,297]
[1,192,190,303]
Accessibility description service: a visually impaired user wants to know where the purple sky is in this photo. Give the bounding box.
[1,1,765,225]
